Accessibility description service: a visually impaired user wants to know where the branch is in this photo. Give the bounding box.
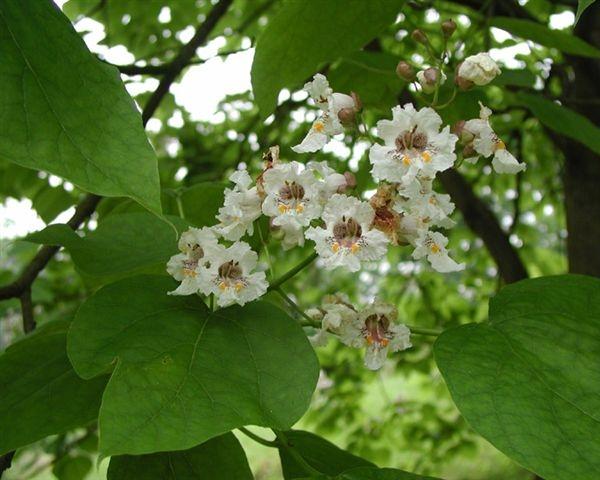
[439,169,528,284]
[142,0,234,124]
[0,453,14,478]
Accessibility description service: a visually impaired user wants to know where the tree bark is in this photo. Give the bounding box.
[563,4,600,276]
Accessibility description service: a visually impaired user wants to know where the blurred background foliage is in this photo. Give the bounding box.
[0,0,587,478]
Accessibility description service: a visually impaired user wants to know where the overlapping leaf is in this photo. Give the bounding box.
[108,433,253,479]
[434,275,600,480]
[68,275,319,456]
[0,321,107,455]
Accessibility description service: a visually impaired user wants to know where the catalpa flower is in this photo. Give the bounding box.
[198,241,267,307]
[412,231,464,273]
[394,179,455,230]
[261,161,322,249]
[461,103,526,174]
[305,194,389,272]
[306,160,348,204]
[339,299,411,370]
[369,104,457,187]
[292,74,359,154]
[216,170,262,241]
[167,227,219,295]
[456,52,501,88]
[307,293,358,347]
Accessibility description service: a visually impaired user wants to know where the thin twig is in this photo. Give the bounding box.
[237,427,278,447]
[19,288,35,333]
[267,253,318,292]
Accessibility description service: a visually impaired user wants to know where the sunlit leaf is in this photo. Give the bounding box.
[0,0,161,213]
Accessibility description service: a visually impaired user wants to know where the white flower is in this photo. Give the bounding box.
[308,293,358,347]
[412,231,465,273]
[198,241,268,307]
[216,169,262,241]
[305,194,389,272]
[369,104,457,187]
[394,179,455,230]
[261,161,322,249]
[307,161,347,203]
[463,103,526,174]
[458,53,501,86]
[167,227,219,296]
[339,299,411,370]
[292,74,357,153]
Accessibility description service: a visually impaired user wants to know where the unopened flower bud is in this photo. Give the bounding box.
[411,29,428,45]
[457,53,501,87]
[454,62,474,91]
[337,107,357,126]
[441,19,457,38]
[416,67,446,94]
[452,120,475,143]
[462,143,476,158]
[351,91,362,112]
[396,61,415,81]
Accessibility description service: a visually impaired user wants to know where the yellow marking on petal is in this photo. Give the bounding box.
[430,244,440,254]
[295,204,304,213]
[234,282,244,292]
[366,335,374,345]
[183,268,197,277]
[313,121,325,133]
[495,140,506,150]
[428,196,437,205]
[331,242,341,253]
[380,338,389,347]
[421,151,432,163]
[350,243,360,254]
[218,281,228,291]
[278,204,290,214]
[402,155,411,166]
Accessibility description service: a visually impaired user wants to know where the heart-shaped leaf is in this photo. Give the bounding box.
[68,275,319,456]
[434,275,600,480]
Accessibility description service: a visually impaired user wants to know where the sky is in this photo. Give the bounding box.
[0,1,575,241]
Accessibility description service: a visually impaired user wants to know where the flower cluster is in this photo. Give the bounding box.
[166,35,526,370]
[308,296,411,370]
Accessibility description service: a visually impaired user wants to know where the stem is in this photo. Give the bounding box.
[175,195,186,220]
[258,223,275,279]
[274,288,319,327]
[268,252,318,291]
[238,427,278,447]
[406,325,442,337]
[274,430,321,477]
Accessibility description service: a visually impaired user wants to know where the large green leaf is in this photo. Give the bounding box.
[179,182,226,227]
[0,0,161,213]
[25,213,186,281]
[515,92,600,155]
[107,433,253,479]
[68,275,319,456]
[299,466,440,479]
[251,0,404,115]
[279,430,374,479]
[434,275,600,480]
[490,17,600,58]
[576,1,597,23]
[0,321,108,455]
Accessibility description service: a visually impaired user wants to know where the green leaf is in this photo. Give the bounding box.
[490,17,600,58]
[299,466,440,479]
[25,213,186,282]
[0,0,161,213]
[328,52,403,109]
[68,275,319,456]
[279,430,374,479]
[0,321,108,455]
[107,433,253,479]
[52,455,93,480]
[179,182,226,227]
[31,185,74,223]
[576,1,596,23]
[492,69,537,88]
[251,0,404,115]
[515,92,600,155]
[434,275,600,480]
